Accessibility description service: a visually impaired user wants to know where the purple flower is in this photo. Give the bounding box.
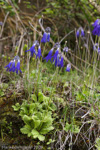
[63,47,69,53]
[9,60,16,72]
[76,27,85,38]
[36,46,42,59]
[51,49,60,67]
[5,60,14,71]
[93,43,99,51]
[81,28,85,37]
[66,64,71,72]
[92,19,100,36]
[4,56,22,74]
[54,57,58,67]
[41,32,47,43]
[92,19,99,27]
[14,60,22,74]
[41,27,51,43]
[98,47,100,53]
[52,49,59,62]
[25,44,36,57]
[43,48,53,62]
[76,30,80,38]
[25,41,39,57]
[54,55,61,67]
[93,43,100,53]
[47,33,50,42]
[59,56,64,68]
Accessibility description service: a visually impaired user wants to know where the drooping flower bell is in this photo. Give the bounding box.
[41,27,51,43]
[5,60,15,71]
[58,56,64,68]
[93,43,100,54]
[25,40,39,57]
[76,27,85,38]
[36,46,42,59]
[63,47,69,53]
[53,42,60,49]
[4,56,22,74]
[43,48,54,62]
[51,43,61,66]
[93,43,99,51]
[9,59,16,72]
[98,47,100,53]
[92,19,100,36]
[66,64,71,72]
[92,19,99,27]
[53,54,60,67]
[14,56,22,74]
[52,48,59,62]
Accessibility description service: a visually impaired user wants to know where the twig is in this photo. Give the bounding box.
[59,30,75,44]
[16,30,26,55]
[29,21,42,36]
[81,111,90,119]
[8,0,27,32]
[0,12,9,38]
[39,18,45,32]
[0,36,11,41]
[59,134,70,150]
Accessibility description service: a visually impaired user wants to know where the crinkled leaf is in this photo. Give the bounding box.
[31,129,39,138]
[31,94,37,102]
[40,126,54,134]
[22,115,31,125]
[20,125,32,135]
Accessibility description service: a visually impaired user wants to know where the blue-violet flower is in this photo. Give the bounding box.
[5,60,14,71]
[52,48,59,62]
[9,59,16,72]
[76,27,85,38]
[59,56,64,68]
[5,56,22,74]
[66,64,71,72]
[36,46,42,59]
[43,48,53,62]
[92,19,100,36]
[25,41,39,57]
[14,60,22,74]
[41,27,51,43]
[63,47,69,53]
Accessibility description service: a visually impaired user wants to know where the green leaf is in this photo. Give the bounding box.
[20,125,32,135]
[29,103,35,114]
[64,123,70,132]
[38,135,45,141]
[31,94,37,102]
[12,103,20,111]
[49,103,57,111]
[22,115,31,125]
[31,129,39,138]
[40,126,54,134]
[38,92,44,103]
[64,123,79,134]
[47,139,55,145]
[20,103,29,114]
[32,118,40,129]
[95,138,100,150]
